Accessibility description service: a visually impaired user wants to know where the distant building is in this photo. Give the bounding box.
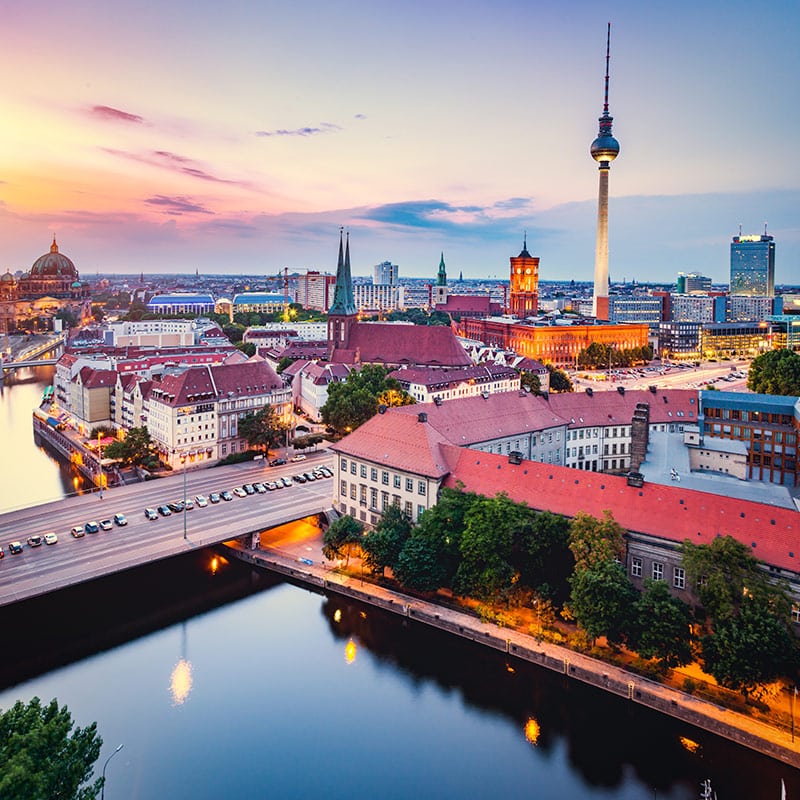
[725,295,783,322]
[147,293,215,316]
[730,229,775,296]
[373,261,398,286]
[389,364,520,404]
[608,296,664,328]
[670,294,726,323]
[508,237,539,317]
[658,321,702,360]
[353,283,405,314]
[103,320,196,348]
[232,292,286,315]
[676,273,712,294]
[295,271,335,312]
[700,321,775,360]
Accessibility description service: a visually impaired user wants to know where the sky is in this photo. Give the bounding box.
[1,0,798,285]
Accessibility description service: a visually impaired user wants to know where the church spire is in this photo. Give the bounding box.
[436,252,447,286]
[329,227,356,316]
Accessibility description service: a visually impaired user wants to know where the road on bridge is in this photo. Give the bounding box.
[0,453,335,608]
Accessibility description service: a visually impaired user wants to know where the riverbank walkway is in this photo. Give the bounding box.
[224,539,800,770]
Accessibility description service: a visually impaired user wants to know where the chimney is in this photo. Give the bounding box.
[617,385,625,395]
[418,412,427,423]
[585,387,593,397]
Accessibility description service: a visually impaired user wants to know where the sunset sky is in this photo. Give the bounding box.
[1,0,798,284]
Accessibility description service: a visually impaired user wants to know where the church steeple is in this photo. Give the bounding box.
[436,252,447,287]
[327,228,358,355]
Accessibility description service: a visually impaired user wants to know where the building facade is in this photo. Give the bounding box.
[730,231,775,297]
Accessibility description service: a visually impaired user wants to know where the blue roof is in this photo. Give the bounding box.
[232,293,285,304]
[147,294,215,305]
[700,389,798,414]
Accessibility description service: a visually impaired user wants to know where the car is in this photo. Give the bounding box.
[303,472,317,481]
[290,454,306,462]
[243,484,255,495]
[44,532,58,545]
[221,491,233,502]
[298,557,314,566]
[99,519,113,531]
[0,546,3,558]
[233,487,247,498]
[114,513,128,526]
[293,474,307,483]
[281,476,292,488]
[158,506,172,517]
[168,501,184,513]
[269,458,286,466]
[253,482,267,494]
[320,466,333,478]
[8,541,23,554]
[71,525,86,538]
[144,508,158,520]
[195,495,209,507]
[27,535,43,547]
[184,498,194,511]
[85,521,100,534]
[209,493,221,504]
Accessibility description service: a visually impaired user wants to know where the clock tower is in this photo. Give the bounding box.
[508,235,539,317]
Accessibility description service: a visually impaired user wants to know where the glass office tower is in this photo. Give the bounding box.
[730,232,775,296]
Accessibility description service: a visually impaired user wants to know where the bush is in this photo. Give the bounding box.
[682,678,697,694]
[217,450,260,466]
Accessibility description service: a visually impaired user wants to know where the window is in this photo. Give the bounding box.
[349,484,357,500]
[360,485,367,505]
[382,471,389,485]
[631,557,642,578]
[404,501,413,517]
[673,567,685,590]
[792,605,800,625]
[350,462,356,475]
[340,480,347,496]
[652,562,664,581]
[406,478,413,492]
[360,464,367,478]
[381,491,389,510]
[418,481,426,495]
[371,467,378,481]
[418,504,425,520]
[394,474,401,489]
[370,487,378,508]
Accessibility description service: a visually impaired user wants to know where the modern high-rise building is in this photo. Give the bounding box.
[590,24,620,321]
[373,260,398,286]
[676,273,712,294]
[730,228,775,296]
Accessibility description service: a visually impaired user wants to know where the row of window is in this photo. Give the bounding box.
[630,558,685,589]
[340,458,427,495]
[705,407,793,426]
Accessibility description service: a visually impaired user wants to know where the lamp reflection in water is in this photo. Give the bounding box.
[524,717,540,745]
[344,638,357,665]
[170,622,194,706]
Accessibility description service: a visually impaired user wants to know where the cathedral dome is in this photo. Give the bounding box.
[1,270,14,283]
[29,236,78,279]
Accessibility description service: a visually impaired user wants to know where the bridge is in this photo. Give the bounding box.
[0,332,65,380]
[0,455,336,608]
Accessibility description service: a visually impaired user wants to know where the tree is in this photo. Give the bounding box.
[631,579,694,668]
[569,560,638,645]
[276,356,294,374]
[103,426,155,468]
[322,515,364,566]
[239,405,288,456]
[0,697,103,800]
[519,370,542,395]
[701,592,799,693]
[747,349,800,395]
[453,493,529,601]
[394,531,450,593]
[515,510,573,604]
[546,364,573,393]
[568,510,626,573]
[236,341,256,357]
[577,342,611,370]
[361,504,412,575]
[321,365,413,437]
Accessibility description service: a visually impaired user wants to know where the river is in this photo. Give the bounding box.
[0,368,796,799]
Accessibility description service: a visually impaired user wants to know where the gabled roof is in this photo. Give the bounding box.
[211,359,283,396]
[151,367,215,406]
[547,388,698,427]
[389,363,518,390]
[445,450,799,573]
[331,410,456,478]
[331,322,471,368]
[76,366,117,389]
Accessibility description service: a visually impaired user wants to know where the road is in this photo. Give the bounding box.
[0,452,335,608]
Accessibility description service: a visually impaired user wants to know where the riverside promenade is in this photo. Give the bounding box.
[224,540,800,770]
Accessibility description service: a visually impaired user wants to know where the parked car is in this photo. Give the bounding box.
[270,458,286,466]
[290,454,306,462]
[195,495,209,507]
[44,532,58,545]
[303,472,317,481]
[114,513,128,526]
[168,501,184,513]
[27,535,43,547]
[99,519,113,531]
[293,474,307,483]
[158,506,172,517]
[8,541,23,554]
[243,484,255,495]
[85,521,100,534]
[281,476,292,488]
[253,482,267,494]
[71,525,86,537]
[184,498,194,510]
[209,493,221,504]
[0,545,4,558]
[221,491,233,502]
[233,487,247,498]
[144,508,158,520]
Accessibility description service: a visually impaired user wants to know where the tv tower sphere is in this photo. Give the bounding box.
[590,124,619,163]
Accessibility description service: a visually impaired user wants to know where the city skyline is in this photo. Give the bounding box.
[1,1,798,283]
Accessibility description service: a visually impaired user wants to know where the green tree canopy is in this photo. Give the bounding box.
[322,515,364,566]
[0,697,103,800]
[569,560,638,645]
[238,405,288,455]
[631,579,694,668]
[546,365,573,393]
[568,510,626,573]
[747,348,800,395]
[103,426,156,468]
[520,370,543,395]
[361,504,413,575]
[515,510,573,604]
[321,365,413,437]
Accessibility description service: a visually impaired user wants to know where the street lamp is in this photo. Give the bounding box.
[97,431,103,500]
[180,453,187,541]
[100,743,123,800]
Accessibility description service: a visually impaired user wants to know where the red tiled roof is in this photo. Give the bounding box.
[445,450,799,573]
[152,367,215,406]
[546,388,699,427]
[331,322,471,368]
[331,410,457,478]
[389,363,518,389]
[77,366,117,389]
[211,359,283,395]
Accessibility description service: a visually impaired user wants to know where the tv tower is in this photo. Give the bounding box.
[590,22,620,321]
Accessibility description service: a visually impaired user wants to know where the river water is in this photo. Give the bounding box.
[0,368,796,799]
